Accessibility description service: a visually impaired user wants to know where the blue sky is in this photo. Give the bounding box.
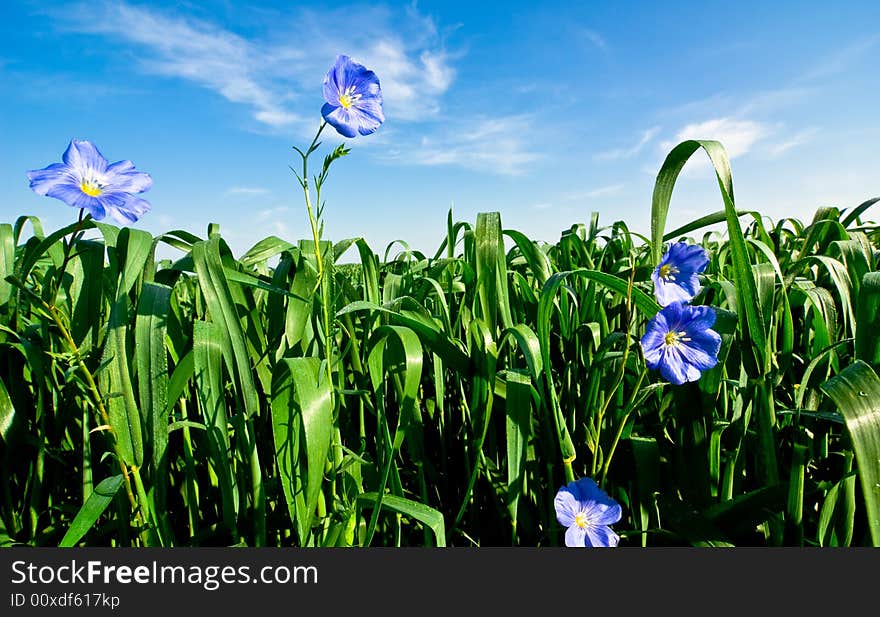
[1,0,878,258]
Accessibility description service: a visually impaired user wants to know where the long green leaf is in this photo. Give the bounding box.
[271,357,333,545]
[821,360,880,545]
[59,475,124,547]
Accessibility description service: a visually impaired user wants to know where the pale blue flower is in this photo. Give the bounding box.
[27,140,152,224]
[652,242,709,306]
[641,301,721,385]
[554,477,622,547]
[321,55,384,138]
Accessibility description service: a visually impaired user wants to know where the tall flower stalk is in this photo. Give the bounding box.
[291,55,384,511]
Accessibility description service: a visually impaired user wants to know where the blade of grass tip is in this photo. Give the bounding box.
[0,224,14,310]
[475,212,513,332]
[820,360,880,546]
[357,493,446,547]
[59,475,124,547]
[840,196,880,228]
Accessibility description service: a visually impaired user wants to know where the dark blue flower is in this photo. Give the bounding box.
[27,140,152,224]
[640,301,721,385]
[554,477,622,547]
[651,242,709,306]
[321,55,384,138]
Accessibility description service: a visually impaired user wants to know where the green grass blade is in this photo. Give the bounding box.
[841,196,880,228]
[193,319,239,535]
[475,212,513,332]
[357,493,446,547]
[192,238,260,418]
[820,360,880,545]
[135,282,172,530]
[0,224,14,309]
[271,357,333,545]
[855,273,880,365]
[0,377,14,443]
[504,369,532,537]
[58,475,124,547]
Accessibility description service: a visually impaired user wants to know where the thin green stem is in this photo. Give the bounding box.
[11,280,148,542]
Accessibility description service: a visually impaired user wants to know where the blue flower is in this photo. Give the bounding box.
[554,477,622,547]
[27,140,152,224]
[321,54,384,138]
[651,242,709,306]
[640,301,721,386]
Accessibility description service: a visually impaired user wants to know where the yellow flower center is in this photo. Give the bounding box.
[338,85,361,109]
[80,179,102,197]
[664,331,690,347]
[659,264,679,281]
[575,512,590,529]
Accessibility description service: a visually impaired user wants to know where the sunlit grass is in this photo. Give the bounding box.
[0,141,878,547]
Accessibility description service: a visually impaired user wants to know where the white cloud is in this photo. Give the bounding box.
[55,2,302,129]
[356,41,456,121]
[766,128,819,158]
[595,127,660,160]
[564,184,626,200]
[664,117,771,159]
[582,29,608,52]
[256,206,290,221]
[227,187,271,196]
[799,33,880,82]
[395,115,543,175]
[51,1,457,131]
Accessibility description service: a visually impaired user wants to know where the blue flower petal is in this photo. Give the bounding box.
[585,525,620,548]
[26,163,75,197]
[106,160,153,193]
[658,348,688,385]
[682,304,717,332]
[353,97,385,136]
[554,488,578,527]
[640,320,668,368]
[566,477,600,505]
[678,333,721,371]
[104,193,152,224]
[322,103,358,138]
[652,272,696,306]
[565,524,587,547]
[62,140,108,174]
[589,501,623,526]
[653,242,710,306]
[659,348,702,385]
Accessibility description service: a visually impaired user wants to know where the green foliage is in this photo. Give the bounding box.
[1,141,879,547]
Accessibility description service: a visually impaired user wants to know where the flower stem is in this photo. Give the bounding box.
[300,122,334,395]
[17,284,149,543]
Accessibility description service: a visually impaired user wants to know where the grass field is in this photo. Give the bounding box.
[1,139,878,547]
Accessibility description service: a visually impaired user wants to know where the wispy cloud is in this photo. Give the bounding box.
[766,127,819,158]
[798,33,880,82]
[563,184,626,201]
[226,186,271,196]
[664,117,771,159]
[393,115,543,175]
[254,206,293,238]
[595,127,660,161]
[48,1,457,132]
[582,29,608,52]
